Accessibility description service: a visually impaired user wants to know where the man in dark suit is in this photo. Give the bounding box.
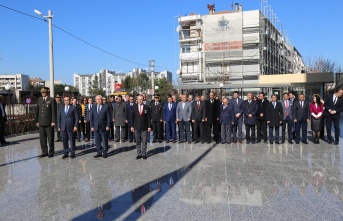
[163,96,177,143]
[289,91,297,139]
[55,94,62,142]
[57,96,79,159]
[126,95,135,142]
[151,94,163,143]
[109,95,116,141]
[130,95,151,160]
[72,97,82,142]
[230,91,244,143]
[241,93,258,144]
[84,97,93,142]
[281,92,294,144]
[90,95,111,158]
[293,94,310,144]
[113,95,127,142]
[220,98,234,144]
[256,92,269,143]
[204,92,220,144]
[191,94,206,143]
[0,95,8,146]
[266,95,283,144]
[35,87,57,158]
[324,87,343,145]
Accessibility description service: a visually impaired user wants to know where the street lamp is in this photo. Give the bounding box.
[149,60,155,95]
[154,85,159,94]
[34,9,55,97]
[219,83,223,97]
[5,84,12,128]
[64,86,70,97]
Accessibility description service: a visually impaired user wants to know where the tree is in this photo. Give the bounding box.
[88,76,104,96]
[123,76,136,92]
[156,77,174,100]
[136,73,150,93]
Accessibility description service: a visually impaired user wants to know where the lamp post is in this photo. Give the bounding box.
[64,86,70,98]
[219,83,223,97]
[149,60,155,95]
[34,9,55,97]
[5,84,12,132]
[154,85,159,93]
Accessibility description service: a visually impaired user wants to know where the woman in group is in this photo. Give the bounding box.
[310,94,324,144]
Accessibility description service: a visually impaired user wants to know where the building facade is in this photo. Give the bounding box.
[177,3,305,85]
[74,69,126,96]
[0,74,29,91]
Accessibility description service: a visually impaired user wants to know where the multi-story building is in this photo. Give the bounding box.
[0,74,29,90]
[127,68,172,82]
[177,2,305,85]
[74,69,126,96]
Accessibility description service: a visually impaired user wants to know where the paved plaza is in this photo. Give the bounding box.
[0,132,342,221]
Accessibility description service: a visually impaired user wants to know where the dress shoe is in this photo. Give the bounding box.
[143,156,147,160]
[251,141,256,144]
[206,141,211,144]
[152,140,157,143]
[85,138,90,142]
[302,141,308,144]
[165,140,169,143]
[239,140,243,144]
[201,141,205,144]
[103,153,108,158]
[94,154,102,159]
[270,141,274,144]
[136,155,142,160]
[334,141,339,145]
[281,141,285,144]
[221,141,226,144]
[62,153,69,159]
[48,154,54,158]
[129,140,133,143]
[115,140,120,142]
[288,140,293,144]
[194,140,199,144]
[256,140,261,143]
[233,139,237,143]
[328,140,332,144]
[39,153,48,158]
[188,141,191,144]
[227,141,231,144]
[295,141,300,144]
[275,141,280,144]
[55,139,61,142]
[172,140,177,143]
[178,141,184,144]
[70,153,76,158]
[246,141,250,144]
[158,140,162,143]
[264,140,268,144]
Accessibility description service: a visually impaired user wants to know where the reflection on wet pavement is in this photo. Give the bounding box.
[0,133,342,220]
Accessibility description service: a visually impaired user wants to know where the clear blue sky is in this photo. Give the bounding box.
[0,0,342,85]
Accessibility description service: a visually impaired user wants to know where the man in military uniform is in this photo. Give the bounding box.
[55,94,62,142]
[35,87,57,158]
[151,94,163,143]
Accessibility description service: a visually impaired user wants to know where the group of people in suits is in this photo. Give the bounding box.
[30,86,343,160]
[0,95,9,146]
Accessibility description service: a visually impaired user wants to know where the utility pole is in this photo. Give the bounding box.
[149,60,155,95]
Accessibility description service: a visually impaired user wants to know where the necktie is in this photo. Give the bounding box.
[97,105,100,114]
[155,102,157,106]
[139,105,142,115]
[301,101,303,108]
[131,103,133,106]
[211,100,213,104]
[273,102,276,108]
[285,100,288,116]
[65,106,69,115]
[334,97,337,105]
[197,102,200,110]
[223,105,226,110]
[236,99,238,105]
[169,103,171,110]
